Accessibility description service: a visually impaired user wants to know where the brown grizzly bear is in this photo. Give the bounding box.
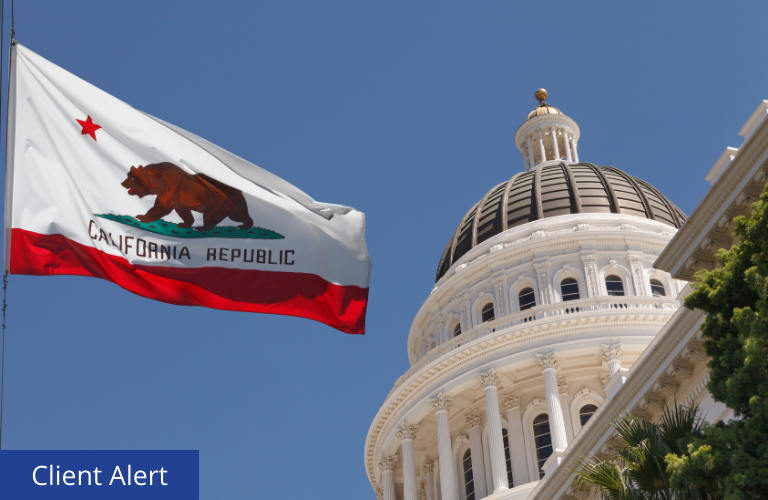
[121,162,254,232]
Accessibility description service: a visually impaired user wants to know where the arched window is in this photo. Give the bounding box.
[560,278,580,302]
[453,322,462,337]
[481,303,495,323]
[579,404,598,427]
[533,413,553,478]
[463,448,475,500]
[502,428,514,487]
[518,287,536,311]
[605,275,625,296]
[650,279,666,297]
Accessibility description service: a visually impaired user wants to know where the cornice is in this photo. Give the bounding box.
[655,118,768,278]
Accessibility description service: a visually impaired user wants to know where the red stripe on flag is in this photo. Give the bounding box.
[10,228,368,334]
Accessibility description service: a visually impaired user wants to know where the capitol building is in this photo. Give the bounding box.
[364,91,768,500]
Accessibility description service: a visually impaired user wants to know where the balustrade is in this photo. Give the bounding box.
[406,296,679,374]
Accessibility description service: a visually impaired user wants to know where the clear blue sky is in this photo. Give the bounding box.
[1,1,767,498]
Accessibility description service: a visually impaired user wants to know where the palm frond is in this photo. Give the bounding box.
[612,413,658,448]
[571,405,705,500]
[658,401,703,456]
[571,456,639,500]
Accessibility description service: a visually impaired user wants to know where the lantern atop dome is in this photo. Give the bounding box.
[515,89,580,171]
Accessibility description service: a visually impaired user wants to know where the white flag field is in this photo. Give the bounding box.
[3,43,371,334]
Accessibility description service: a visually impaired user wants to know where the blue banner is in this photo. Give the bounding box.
[0,450,198,499]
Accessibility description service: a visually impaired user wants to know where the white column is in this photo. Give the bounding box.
[603,344,623,378]
[465,412,488,498]
[537,130,546,162]
[482,434,493,496]
[379,455,398,500]
[563,132,573,162]
[571,136,579,162]
[534,353,568,452]
[558,379,574,443]
[522,150,529,171]
[423,461,435,500]
[526,137,536,168]
[502,392,529,487]
[434,458,442,499]
[430,393,457,500]
[399,423,420,500]
[551,127,560,159]
[478,370,509,493]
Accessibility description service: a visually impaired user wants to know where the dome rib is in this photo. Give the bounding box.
[637,178,682,228]
[471,185,495,247]
[533,165,544,219]
[610,167,655,221]
[562,163,582,213]
[585,163,620,213]
[499,172,521,230]
[435,163,686,282]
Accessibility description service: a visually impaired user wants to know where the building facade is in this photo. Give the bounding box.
[362,91,760,500]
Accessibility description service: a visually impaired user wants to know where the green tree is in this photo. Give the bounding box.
[665,185,768,499]
[572,403,703,500]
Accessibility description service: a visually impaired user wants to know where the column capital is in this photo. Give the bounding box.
[602,344,623,363]
[535,351,559,371]
[430,392,454,412]
[465,410,482,429]
[558,378,568,395]
[491,275,506,285]
[397,422,420,441]
[478,369,502,389]
[502,391,521,409]
[379,454,398,472]
[580,254,597,263]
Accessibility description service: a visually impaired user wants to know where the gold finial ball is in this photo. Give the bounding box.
[535,88,548,102]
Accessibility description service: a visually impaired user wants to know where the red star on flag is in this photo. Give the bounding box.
[76,115,101,141]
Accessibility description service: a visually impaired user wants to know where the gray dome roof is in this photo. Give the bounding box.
[435,162,686,282]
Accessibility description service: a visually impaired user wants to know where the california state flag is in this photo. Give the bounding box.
[3,43,371,334]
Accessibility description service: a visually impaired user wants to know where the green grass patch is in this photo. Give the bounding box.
[95,214,285,240]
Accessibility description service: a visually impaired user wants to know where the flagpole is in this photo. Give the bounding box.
[0,0,12,451]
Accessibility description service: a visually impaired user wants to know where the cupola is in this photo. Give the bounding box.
[515,89,580,170]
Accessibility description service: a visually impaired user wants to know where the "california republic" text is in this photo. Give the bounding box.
[88,219,295,265]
